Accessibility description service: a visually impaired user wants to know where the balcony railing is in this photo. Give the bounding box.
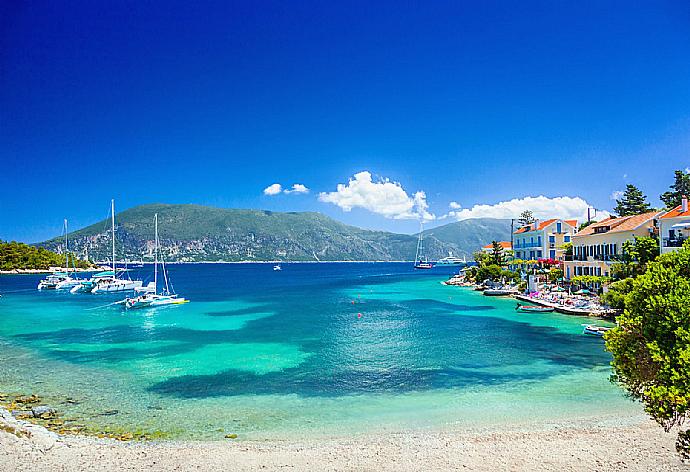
[571,255,619,262]
[663,237,687,248]
[514,242,542,249]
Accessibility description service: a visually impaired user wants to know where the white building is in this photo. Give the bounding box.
[564,211,660,279]
[512,219,578,261]
[659,196,690,254]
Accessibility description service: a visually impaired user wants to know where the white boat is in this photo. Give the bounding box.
[414,223,434,269]
[38,272,71,290]
[92,278,143,293]
[273,264,282,271]
[435,254,467,267]
[124,214,187,309]
[77,200,142,294]
[70,271,116,293]
[583,325,611,337]
[483,288,519,296]
[38,219,82,290]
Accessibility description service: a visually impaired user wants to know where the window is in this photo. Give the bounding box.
[557,222,562,233]
[564,235,570,242]
[549,235,555,243]
[549,250,556,259]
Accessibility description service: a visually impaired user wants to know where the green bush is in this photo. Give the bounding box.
[605,240,690,457]
[600,278,634,309]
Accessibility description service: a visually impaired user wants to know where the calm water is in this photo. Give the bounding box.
[0,263,639,439]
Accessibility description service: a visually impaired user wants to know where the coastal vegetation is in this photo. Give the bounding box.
[467,241,520,284]
[0,241,92,271]
[605,240,690,457]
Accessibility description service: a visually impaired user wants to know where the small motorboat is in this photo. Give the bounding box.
[414,261,434,269]
[273,264,282,271]
[583,325,612,337]
[483,288,518,296]
[515,304,554,313]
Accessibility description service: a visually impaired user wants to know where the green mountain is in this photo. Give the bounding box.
[423,218,513,257]
[38,204,442,262]
[39,204,510,262]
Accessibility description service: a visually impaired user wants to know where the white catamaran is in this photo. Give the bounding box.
[38,219,82,290]
[124,213,188,309]
[71,200,142,294]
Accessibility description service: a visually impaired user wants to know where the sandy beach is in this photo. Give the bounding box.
[0,407,684,472]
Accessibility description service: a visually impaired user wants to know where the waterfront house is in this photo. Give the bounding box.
[481,241,512,253]
[512,219,577,262]
[659,196,690,254]
[563,210,660,279]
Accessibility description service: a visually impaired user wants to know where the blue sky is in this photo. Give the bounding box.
[2,1,690,242]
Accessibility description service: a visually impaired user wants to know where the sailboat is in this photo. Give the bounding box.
[414,223,433,269]
[72,200,143,294]
[123,213,188,309]
[38,220,82,290]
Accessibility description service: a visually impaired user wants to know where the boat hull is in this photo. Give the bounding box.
[92,280,143,294]
[516,304,554,313]
[483,290,518,296]
[125,295,188,309]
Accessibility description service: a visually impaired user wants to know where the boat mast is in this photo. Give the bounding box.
[159,218,171,294]
[64,219,69,273]
[111,199,116,275]
[154,213,158,294]
[414,222,424,264]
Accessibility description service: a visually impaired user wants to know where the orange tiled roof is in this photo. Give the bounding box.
[575,211,660,236]
[514,218,577,234]
[482,241,512,249]
[660,204,690,219]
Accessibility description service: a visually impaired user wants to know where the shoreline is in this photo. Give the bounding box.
[0,404,684,471]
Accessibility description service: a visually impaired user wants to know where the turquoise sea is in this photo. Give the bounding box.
[0,263,641,439]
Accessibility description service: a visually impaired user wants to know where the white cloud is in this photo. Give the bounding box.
[319,171,434,221]
[284,183,310,194]
[449,201,462,210]
[446,195,610,223]
[263,183,283,196]
[610,190,624,201]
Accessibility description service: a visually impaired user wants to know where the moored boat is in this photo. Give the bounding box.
[38,219,83,290]
[70,271,117,293]
[413,223,434,269]
[37,272,70,290]
[123,213,188,309]
[87,200,142,294]
[434,254,467,267]
[483,288,519,296]
[583,325,611,337]
[515,303,554,313]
